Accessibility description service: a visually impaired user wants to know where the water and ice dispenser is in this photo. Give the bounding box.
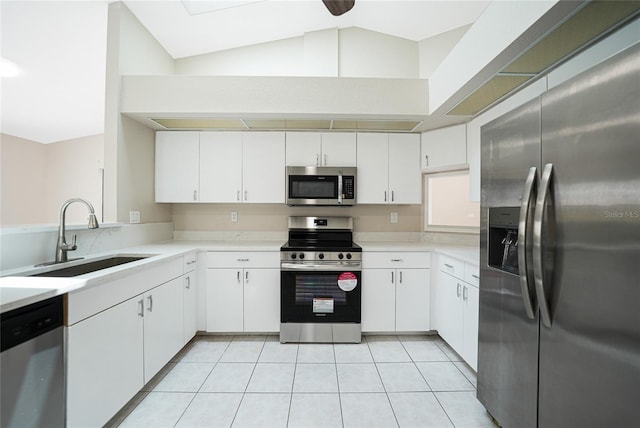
[488,207,520,275]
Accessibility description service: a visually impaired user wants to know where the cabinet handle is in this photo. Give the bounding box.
[147,295,153,312]
[425,155,429,166]
[391,271,394,284]
[399,271,403,284]
[245,271,249,283]
[244,190,248,201]
[444,263,454,269]
[391,259,403,262]
[193,190,197,201]
[324,154,327,166]
[237,190,240,201]
[237,271,241,283]
[138,299,144,317]
[384,191,387,202]
[187,260,197,265]
[472,274,479,280]
[186,276,191,289]
[237,258,250,262]
[316,154,320,166]
[391,190,395,202]
[463,285,468,301]
[456,283,461,298]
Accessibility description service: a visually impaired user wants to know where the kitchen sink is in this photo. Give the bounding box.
[30,256,151,278]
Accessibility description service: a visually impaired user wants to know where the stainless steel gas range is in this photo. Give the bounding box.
[280,217,362,343]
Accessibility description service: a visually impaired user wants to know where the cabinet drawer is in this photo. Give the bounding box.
[464,263,480,287]
[363,252,431,269]
[439,255,465,280]
[183,252,198,272]
[206,251,280,268]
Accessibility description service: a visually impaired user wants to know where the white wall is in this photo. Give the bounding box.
[419,25,470,79]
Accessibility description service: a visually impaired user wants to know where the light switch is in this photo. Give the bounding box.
[231,211,238,222]
[129,211,140,224]
[390,212,398,223]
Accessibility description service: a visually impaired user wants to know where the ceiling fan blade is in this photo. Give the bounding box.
[322,0,355,16]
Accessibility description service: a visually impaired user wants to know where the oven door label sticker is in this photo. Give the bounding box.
[337,272,358,292]
[313,298,334,313]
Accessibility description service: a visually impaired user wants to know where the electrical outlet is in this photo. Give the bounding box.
[129,211,140,224]
[231,211,238,222]
[390,212,398,224]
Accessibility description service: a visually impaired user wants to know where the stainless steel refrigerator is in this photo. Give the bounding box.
[478,43,640,428]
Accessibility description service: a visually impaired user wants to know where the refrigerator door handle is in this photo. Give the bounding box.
[518,167,538,319]
[533,163,554,328]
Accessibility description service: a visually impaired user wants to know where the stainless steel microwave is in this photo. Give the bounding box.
[286,166,356,206]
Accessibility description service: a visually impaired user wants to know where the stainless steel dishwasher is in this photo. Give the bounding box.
[1,295,65,427]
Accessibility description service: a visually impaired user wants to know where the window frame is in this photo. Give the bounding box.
[423,168,480,234]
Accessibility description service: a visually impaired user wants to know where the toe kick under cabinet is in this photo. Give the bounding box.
[361,251,431,333]
[66,254,197,428]
[432,254,479,370]
[205,251,280,333]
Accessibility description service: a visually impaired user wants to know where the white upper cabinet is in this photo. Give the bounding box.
[157,131,285,203]
[242,132,285,203]
[357,133,421,204]
[320,132,356,166]
[420,124,467,170]
[200,132,243,203]
[285,132,356,166]
[155,131,200,202]
[388,133,421,204]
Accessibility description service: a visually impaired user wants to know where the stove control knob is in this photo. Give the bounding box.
[346,253,352,260]
[338,253,344,260]
[291,253,297,259]
[318,253,325,260]
[299,253,305,260]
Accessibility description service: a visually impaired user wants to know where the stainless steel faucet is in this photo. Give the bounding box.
[55,198,99,263]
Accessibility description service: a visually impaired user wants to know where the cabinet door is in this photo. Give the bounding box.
[183,271,197,344]
[243,269,280,332]
[321,132,357,166]
[356,133,389,204]
[462,284,479,371]
[207,269,244,332]
[436,272,464,351]
[143,277,184,382]
[388,133,421,204]
[286,132,321,166]
[395,269,430,331]
[155,131,200,202]
[362,268,396,332]
[200,132,243,202]
[420,125,467,170]
[242,132,285,203]
[67,297,144,428]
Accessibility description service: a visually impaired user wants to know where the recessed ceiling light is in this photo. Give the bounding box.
[0,58,20,77]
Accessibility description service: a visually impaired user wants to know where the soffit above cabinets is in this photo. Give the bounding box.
[446,1,640,117]
[150,118,423,133]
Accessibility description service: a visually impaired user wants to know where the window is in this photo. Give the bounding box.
[424,170,479,233]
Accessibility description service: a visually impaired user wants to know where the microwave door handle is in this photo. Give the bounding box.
[338,174,343,205]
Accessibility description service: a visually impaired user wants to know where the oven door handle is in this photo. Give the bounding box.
[281,262,362,272]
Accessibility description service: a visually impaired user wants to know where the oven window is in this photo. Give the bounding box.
[290,177,337,199]
[295,275,347,305]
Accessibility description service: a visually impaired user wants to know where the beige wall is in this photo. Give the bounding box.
[0,134,47,225]
[0,133,104,226]
[172,204,422,233]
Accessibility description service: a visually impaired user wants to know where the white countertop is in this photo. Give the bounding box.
[1,239,478,313]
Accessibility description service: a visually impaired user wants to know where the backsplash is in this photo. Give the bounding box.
[0,222,173,271]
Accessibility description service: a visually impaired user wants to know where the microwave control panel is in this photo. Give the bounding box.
[343,176,355,199]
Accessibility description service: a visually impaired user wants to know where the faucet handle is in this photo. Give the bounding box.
[69,234,78,251]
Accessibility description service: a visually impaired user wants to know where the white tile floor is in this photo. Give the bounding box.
[113,335,495,428]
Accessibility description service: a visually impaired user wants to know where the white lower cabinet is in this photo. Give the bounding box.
[67,296,143,428]
[183,252,198,344]
[66,256,189,428]
[206,251,280,333]
[433,254,479,370]
[143,278,184,382]
[361,251,431,332]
